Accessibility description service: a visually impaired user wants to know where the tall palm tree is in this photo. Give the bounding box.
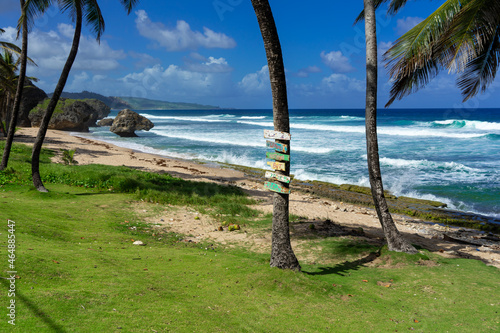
[250,0,301,270]
[384,0,500,105]
[27,0,139,192]
[363,0,417,253]
[1,0,29,171]
[0,50,19,137]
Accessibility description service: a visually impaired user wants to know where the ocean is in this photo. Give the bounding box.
[77,108,500,220]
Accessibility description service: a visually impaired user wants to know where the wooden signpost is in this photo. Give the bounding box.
[265,171,291,184]
[266,140,288,153]
[264,181,290,194]
[264,129,291,141]
[267,161,286,171]
[264,129,291,194]
[266,151,290,162]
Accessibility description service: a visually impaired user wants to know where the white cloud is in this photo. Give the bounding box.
[295,66,321,78]
[396,17,423,35]
[238,66,270,95]
[184,55,233,73]
[2,24,126,76]
[320,51,355,73]
[135,10,236,51]
[322,74,364,93]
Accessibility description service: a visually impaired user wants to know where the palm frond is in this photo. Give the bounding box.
[0,42,22,56]
[84,0,105,41]
[119,0,140,15]
[385,52,440,107]
[21,0,54,32]
[441,0,500,72]
[457,27,500,101]
[58,0,77,22]
[384,0,469,105]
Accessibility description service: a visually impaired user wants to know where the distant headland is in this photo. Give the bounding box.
[48,90,222,110]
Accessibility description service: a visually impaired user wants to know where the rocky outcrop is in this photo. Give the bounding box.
[19,80,47,127]
[29,98,110,132]
[109,109,154,137]
[97,118,114,126]
[82,99,111,125]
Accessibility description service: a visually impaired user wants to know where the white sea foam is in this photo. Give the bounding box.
[432,119,500,131]
[201,151,267,169]
[240,116,266,120]
[378,157,481,172]
[237,121,274,127]
[140,114,232,123]
[150,130,264,148]
[292,169,351,185]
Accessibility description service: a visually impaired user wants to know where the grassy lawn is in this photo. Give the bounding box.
[0,142,499,332]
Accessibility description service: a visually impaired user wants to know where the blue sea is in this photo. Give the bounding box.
[78,108,500,220]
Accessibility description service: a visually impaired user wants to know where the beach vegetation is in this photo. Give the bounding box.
[1,141,499,332]
[60,148,78,165]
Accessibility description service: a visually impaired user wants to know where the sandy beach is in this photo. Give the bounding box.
[13,127,500,269]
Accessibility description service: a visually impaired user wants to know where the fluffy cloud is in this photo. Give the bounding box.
[238,65,270,95]
[135,10,236,51]
[396,17,423,35]
[184,54,233,73]
[322,74,364,93]
[2,24,126,76]
[320,51,355,73]
[295,66,321,78]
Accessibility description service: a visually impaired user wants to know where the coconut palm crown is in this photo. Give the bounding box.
[384,0,500,106]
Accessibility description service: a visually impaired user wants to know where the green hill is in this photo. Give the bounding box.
[117,96,220,110]
[50,91,221,110]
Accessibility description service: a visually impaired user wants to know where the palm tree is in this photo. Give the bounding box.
[0,50,18,137]
[250,0,301,270]
[27,0,139,192]
[1,0,29,171]
[362,0,417,253]
[384,0,500,105]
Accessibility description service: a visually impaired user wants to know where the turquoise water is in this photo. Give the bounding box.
[78,108,500,219]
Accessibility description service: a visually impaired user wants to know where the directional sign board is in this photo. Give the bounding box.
[264,181,290,194]
[267,161,286,171]
[266,151,290,162]
[264,129,291,141]
[265,171,291,184]
[266,140,288,153]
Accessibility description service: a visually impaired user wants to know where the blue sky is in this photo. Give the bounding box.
[1,0,499,109]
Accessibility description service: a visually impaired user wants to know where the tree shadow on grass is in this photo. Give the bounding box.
[0,279,67,332]
[303,249,381,276]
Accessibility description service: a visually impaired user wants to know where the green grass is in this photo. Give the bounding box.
[0,142,499,332]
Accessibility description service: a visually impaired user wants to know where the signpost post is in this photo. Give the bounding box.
[264,130,291,195]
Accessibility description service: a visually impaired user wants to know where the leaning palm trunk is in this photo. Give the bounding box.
[251,0,300,270]
[31,2,82,192]
[1,0,28,170]
[363,0,417,253]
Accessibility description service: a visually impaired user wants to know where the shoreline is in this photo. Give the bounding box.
[8,127,500,268]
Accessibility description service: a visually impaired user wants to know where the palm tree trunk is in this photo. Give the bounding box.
[31,2,82,192]
[0,0,28,171]
[363,0,417,254]
[251,0,300,271]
